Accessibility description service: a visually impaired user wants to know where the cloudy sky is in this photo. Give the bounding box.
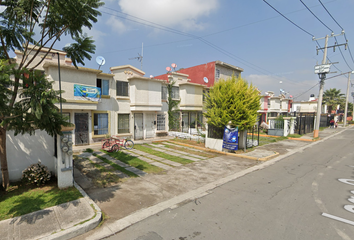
[62,0,354,100]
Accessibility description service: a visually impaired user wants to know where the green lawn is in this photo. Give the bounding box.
[0,180,82,221]
[93,153,138,177]
[103,150,164,174]
[134,144,193,165]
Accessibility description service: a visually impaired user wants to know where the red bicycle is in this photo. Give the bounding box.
[101,136,134,152]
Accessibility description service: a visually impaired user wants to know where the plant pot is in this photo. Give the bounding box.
[61,124,75,132]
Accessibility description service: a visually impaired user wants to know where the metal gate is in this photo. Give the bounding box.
[134,113,144,140]
[145,113,155,138]
[182,112,189,133]
[294,113,315,135]
[74,113,89,145]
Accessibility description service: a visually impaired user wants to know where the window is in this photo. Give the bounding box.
[157,114,165,131]
[171,86,179,99]
[94,113,108,135]
[197,112,203,128]
[161,86,167,100]
[118,114,130,134]
[215,69,220,79]
[116,81,128,97]
[97,79,109,96]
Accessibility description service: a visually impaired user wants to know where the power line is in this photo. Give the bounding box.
[317,0,354,65]
[263,0,313,37]
[293,82,319,99]
[100,6,301,85]
[318,0,343,29]
[299,0,333,32]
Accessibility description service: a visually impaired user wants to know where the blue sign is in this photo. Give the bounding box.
[222,126,238,150]
[74,84,101,101]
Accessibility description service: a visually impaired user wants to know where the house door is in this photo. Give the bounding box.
[182,112,189,133]
[145,113,155,138]
[74,113,89,145]
[134,113,144,140]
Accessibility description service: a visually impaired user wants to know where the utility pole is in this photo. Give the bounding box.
[313,32,346,138]
[344,72,353,126]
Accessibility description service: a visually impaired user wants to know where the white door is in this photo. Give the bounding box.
[145,113,156,138]
[134,113,144,140]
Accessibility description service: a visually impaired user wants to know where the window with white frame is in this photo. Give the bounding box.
[62,112,70,123]
[157,114,165,131]
[93,113,108,135]
[161,86,167,100]
[97,79,109,96]
[116,81,129,97]
[171,86,179,99]
[118,114,130,134]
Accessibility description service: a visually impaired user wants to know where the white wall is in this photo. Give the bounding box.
[1,130,55,182]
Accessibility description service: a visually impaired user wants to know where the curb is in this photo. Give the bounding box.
[39,182,102,240]
[165,140,278,161]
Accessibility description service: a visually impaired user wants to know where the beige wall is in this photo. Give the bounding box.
[179,84,203,111]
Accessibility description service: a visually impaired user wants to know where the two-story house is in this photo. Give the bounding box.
[258,91,292,123]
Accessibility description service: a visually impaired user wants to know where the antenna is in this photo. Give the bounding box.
[96,56,106,70]
[129,43,144,70]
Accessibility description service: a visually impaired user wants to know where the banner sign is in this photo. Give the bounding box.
[74,84,101,101]
[222,126,238,151]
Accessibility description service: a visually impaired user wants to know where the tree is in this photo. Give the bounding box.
[323,88,345,114]
[0,0,104,189]
[203,75,261,130]
[166,80,180,131]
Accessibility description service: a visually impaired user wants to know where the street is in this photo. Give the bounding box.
[107,128,354,240]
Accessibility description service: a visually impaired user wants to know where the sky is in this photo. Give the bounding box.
[9,0,354,101]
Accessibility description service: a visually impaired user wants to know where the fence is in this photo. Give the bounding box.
[294,113,315,135]
[207,124,224,139]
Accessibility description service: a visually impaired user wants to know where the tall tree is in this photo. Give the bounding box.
[0,0,104,189]
[204,75,260,130]
[323,88,345,114]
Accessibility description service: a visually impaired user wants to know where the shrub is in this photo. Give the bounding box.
[22,161,51,186]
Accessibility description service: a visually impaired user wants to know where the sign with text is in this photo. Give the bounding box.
[74,84,101,101]
[222,126,238,151]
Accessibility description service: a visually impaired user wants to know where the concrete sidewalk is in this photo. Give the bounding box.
[0,127,344,240]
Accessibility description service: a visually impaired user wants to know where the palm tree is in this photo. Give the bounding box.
[323,88,345,114]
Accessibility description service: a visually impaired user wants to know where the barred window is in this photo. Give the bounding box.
[116,81,128,97]
[215,69,220,79]
[118,114,130,134]
[157,114,165,131]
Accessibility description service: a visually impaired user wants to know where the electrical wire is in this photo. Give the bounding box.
[293,82,320,99]
[263,0,313,37]
[100,6,301,85]
[318,0,354,65]
[299,0,333,32]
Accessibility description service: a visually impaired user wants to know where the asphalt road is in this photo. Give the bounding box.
[107,127,354,240]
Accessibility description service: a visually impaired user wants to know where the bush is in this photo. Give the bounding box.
[22,162,51,186]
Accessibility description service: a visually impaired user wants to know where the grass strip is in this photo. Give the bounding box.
[134,145,193,165]
[103,150,164,174]
[0,181,82,221]
[92,153,138,177]
[161,143,217,158]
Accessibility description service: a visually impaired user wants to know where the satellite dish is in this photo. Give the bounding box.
[171,63,177,69]
[265,92,269,95]
[150,75,154,78]
[166,67,172,72]
[96,56,106,70]
[279,81,282,84]
[289,95,293,98]
[203,77,208,83]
